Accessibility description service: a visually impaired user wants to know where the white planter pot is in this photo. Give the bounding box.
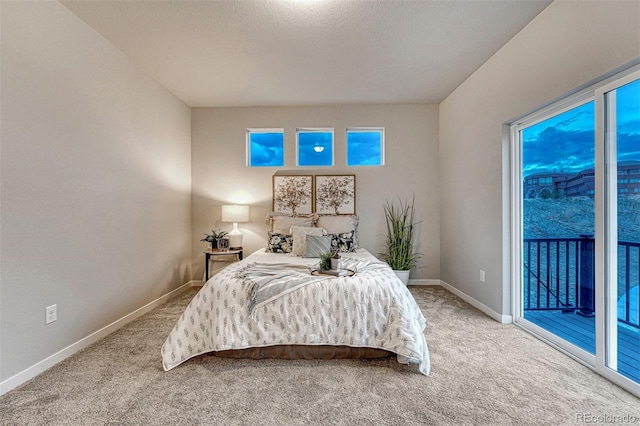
[393,270,410,285]
[331,258,340,270]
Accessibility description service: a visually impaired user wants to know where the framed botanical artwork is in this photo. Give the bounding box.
[314,175,356,215]
[272,175,313,215]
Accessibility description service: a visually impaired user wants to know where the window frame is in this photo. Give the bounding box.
[509,64,640,397]
[246,128,285,168]
[295,127,335,167]
[346,127,385,167]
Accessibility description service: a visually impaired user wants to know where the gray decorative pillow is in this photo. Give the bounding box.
[303,235,332,258]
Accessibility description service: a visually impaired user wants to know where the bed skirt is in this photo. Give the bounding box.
[211,345,394,360]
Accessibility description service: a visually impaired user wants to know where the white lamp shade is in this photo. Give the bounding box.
[221,205,249,223]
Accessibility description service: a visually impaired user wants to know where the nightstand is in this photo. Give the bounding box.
[204,248,243,282]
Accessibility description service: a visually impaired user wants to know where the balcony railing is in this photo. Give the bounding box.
[523,236,640,329]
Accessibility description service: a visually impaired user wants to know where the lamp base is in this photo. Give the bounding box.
[228,223,243,249]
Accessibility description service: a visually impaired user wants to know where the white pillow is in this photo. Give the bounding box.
[290,226,325,256]
[316,215,358,234]
[316,215,359,247]
[267,213,315,234]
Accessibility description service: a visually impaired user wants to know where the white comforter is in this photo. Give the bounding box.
[161,249,430,375]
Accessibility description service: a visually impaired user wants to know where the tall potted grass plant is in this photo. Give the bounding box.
[383,195,421,285]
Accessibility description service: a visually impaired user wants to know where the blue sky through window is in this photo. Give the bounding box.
[616,79,640,164]
[297,130,333,166]
[347,129,383,166]
[248,130,284,167]
[523,79,639,177]
[523,102,595,176]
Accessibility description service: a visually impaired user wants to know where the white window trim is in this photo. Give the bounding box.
[295,127,335,167]
[509,63,640,398]
[594,69,640,395]
[246,128,284,167]
[346,127,385,167]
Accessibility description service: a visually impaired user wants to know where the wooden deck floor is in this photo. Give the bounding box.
[525,310,640,383]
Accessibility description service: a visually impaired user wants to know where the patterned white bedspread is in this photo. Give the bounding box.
[161,249,430,375]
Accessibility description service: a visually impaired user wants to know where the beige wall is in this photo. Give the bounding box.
[0,1,192,382]
[191,105,439,280]
[439,0,640,316]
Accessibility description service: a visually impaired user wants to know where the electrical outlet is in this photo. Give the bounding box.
[46,304,57,324]
[479,270,486,283]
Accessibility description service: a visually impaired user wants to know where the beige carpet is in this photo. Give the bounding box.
[1,286,638,425]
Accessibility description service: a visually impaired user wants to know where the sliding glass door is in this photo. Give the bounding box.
[519,100,596,354]
[600,76,640,384]
[513,68,640,395]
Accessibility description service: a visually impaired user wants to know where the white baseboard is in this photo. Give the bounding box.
[439,280,513,324]
[0,280,198,396]
[408,278,441,286]
[0,278,512,395]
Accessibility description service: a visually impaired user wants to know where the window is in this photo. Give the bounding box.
[247,129,284,167]
[346,128,384,166]
[296,128,333,167]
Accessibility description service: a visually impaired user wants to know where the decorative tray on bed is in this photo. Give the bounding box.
[311,268,356,277]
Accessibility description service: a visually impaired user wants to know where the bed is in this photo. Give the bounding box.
[162,176,429,374]
[161,247,430,375]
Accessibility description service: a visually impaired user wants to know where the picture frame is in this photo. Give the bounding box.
[314,175,356,215]
[272,175,313,215]
[216,237,230,251]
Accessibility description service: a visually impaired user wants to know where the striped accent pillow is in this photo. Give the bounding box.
[303,235,332,258]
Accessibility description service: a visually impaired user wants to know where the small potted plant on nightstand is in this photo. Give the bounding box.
[201,229,228,250]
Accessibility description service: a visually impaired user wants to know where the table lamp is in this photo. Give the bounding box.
[221,204,249,249]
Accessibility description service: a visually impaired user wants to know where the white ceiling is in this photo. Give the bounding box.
[61,0,552,107]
